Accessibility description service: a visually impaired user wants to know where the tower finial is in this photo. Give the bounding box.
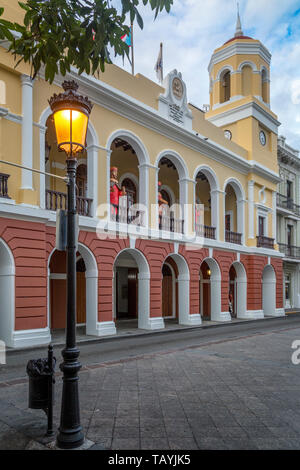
[235,2,243,37]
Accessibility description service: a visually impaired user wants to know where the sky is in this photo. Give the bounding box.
[112,0,300,150]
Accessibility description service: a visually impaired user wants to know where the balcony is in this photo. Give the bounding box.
[159,214,184,234]
[277,193,300,217]
[0,173,10,199]
[257,235,275,249]
[195,224,216,240]
[111,204,145,227]
[278,243,300,259]
[45,189,93,217]
[225,230,242,245]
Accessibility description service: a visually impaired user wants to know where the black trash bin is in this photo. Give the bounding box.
[26,345,56,435]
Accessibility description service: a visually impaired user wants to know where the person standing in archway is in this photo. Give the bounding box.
[110,166,126,221]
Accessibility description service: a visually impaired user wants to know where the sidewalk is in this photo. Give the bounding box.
[1,319,300,450]
[7,314,291,354]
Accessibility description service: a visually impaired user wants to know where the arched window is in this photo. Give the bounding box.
[220,71,231,103]
[0,80,6,105]
[76,164,87,197]
[122,177,137,208]
[242,65,252,96]
[261,69,268,103]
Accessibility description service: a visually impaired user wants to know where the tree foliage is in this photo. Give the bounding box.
[0,0,173,83]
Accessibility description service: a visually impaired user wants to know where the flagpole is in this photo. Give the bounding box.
[160,42,163,82]
[131,21,134,76]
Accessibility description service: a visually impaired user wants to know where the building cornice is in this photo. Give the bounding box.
[207,101,280,134]
[208,41,272,74]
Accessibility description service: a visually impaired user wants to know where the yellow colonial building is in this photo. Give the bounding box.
[0,2,284,348]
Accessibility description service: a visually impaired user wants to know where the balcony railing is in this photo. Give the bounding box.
[45,189,92,217]
[111,204,145,226]
[159,214,184,234]
[225,230,242,245]
[277,193,300,217]
[195,224,216,240]
[278,243,300,259]
[257,235,275,249]
[0,173,10,199]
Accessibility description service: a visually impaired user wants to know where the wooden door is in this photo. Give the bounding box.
[202,282,211,319]
[128,268,138,318]
[50,279,66,329]
[76,271,86,324]
[162,265,173,317]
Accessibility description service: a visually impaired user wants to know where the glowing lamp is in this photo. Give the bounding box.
[48,81,93,156]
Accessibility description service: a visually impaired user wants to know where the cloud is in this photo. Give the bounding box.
[112,0,300,149]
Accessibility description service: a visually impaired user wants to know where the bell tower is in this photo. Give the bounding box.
[205,7,280,171]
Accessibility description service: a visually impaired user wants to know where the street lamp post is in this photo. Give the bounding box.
[49,81,93,449]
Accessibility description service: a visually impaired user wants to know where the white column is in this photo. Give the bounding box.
[21,75,34,190]
[138,163,151,227]
[272,190,277,242]
[248,180,255,239]
[179,178,190,236]
[237,198,246,244]
[39,125,47,209]
[86,144,99,218]
[210,189,222,241]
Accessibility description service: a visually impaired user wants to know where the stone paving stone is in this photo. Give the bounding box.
[111,438,140,450]
[168,438,198,450]
[140,438,169,449]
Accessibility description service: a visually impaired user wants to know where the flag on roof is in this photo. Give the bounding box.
[121,27,132,47]
[154,43,163,83]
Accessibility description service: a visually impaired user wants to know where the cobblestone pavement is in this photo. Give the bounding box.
[1,323,300,450]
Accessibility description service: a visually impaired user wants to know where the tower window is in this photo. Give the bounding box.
[261,69,268,103]
[220,71,231,103]
[242,65,252,96]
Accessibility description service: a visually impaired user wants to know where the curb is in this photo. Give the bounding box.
[6,314,293,355]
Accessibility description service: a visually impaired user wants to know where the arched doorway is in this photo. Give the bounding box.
[199,258,229,322]
[224,179,245,245]
[48,243,98,335]
[114,248,152,330]
[0,239,15,347]
[161,254,196,325]
[228,262,247,319]
[262,265,276,316]
[162,260,177,319]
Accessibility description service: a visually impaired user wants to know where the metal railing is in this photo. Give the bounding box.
[110,203,145,226]
[277,193,300,217]
[45,189,92,217]
[278,243,300,259]
[225,230,242,245]
[257,235,275,249]
[0,173,10,199]
[159,214,184,234]
[195,224,216,240]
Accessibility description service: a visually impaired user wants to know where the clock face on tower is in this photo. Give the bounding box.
[259,130,266,146]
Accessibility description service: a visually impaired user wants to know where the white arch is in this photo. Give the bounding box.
[224,178,246,243]
[231,261,247,319]
[162,253,201,326]
[0,239,15,347]
[262,264,276,317]
[194,165,220,239]
[260,65,269,80]
[155,149,189,181]
[237,61,258,73]
[155,150,190,231]
[39,106,99,215]
[216,65,234,81]
[107,129,150,215]
[113,248,159,330]
[47,242,98,336]
[200,257,230,322]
